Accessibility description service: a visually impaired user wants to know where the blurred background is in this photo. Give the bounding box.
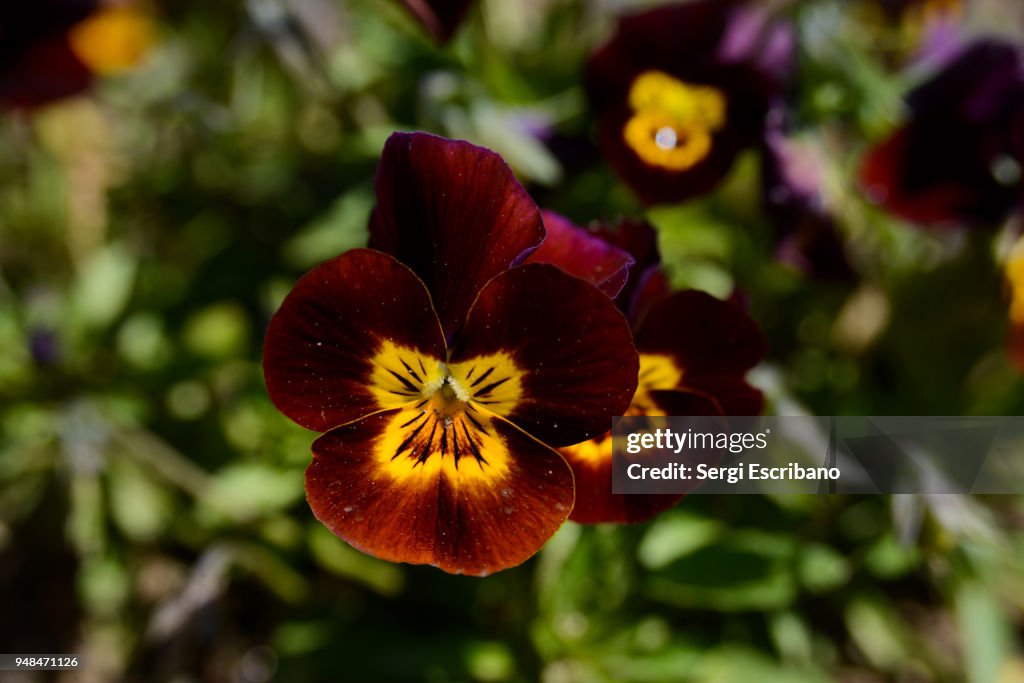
[3,0,1024,681]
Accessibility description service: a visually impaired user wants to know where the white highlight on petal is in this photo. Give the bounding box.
[655,127,678,150]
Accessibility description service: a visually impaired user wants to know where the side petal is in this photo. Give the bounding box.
[450,264,639,447]
[634,290,766,376]
[306,406,574,576]
[564,390,719,525]
[524,211,634,298]
[263,249,446,432]
[399,0,473,43]
[368,132,545,338]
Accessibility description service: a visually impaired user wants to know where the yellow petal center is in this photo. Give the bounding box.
[622,70,726,171]
[366,342,526,480]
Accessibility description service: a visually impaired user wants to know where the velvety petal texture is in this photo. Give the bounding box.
[307,408,573,576]
[524,211,634,297]
[585,0,794,204]
[369,132,545,338]
[451,263,640,447]
[859,40,1024,226]
[263,249,447,433]
[634,290,767,381]
[400,0,474,43]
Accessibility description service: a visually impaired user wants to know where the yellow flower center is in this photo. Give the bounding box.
[622,70,726,171]
[366,343,526,482]
[69,6,155,75]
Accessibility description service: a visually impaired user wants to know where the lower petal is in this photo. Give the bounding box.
[306,405,574,576]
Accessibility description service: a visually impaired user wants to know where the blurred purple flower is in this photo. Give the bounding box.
[29,328,61,366]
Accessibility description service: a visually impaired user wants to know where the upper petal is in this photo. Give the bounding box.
[524,211,634,298]
[368,132,545,339]
[634,290,766,377]
[306,405,573,576]
[449,263,639,447]
[263,249,446,432]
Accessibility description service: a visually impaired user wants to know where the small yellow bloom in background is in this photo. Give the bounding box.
[69,5,155,75]
[1007,244,1024,326]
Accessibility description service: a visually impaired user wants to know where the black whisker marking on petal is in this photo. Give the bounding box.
[475,376,510,397]
[400,412,428,428]
[461,422,488,466]
[416,419,439,464]
[400,358,422,382]
[394,419,429,459]
[388,390,417,397]
[415,399,428,409]
[452,427,463,466]
[470,366,495,387]
[387,368,419,393]
[465,366,476,381]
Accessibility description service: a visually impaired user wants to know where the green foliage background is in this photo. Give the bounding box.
[2,1,1024,681]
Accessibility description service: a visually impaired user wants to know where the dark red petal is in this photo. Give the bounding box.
[399,0,473,43]
[858,125,980,226]
[524,211,634,298]
[0,35,91,108]
[674,375,764,416]
[634,290,766,376]
[589,218,661,273]
[627,266,672,329]
[368,132,545,338]
[263,249,446,433]
[565,390,719,525]
[450,263,639,447]
[306,407,573,576]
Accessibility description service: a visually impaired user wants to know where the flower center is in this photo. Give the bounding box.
[622,70,726,172]
[367,344,525,474]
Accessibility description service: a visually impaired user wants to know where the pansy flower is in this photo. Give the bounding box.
[0,0,153,109]
[398,0,473,43]
[264,133,640,575]
[585,0,794,205]
[860,39,1024,227]
[529,215,767,523]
